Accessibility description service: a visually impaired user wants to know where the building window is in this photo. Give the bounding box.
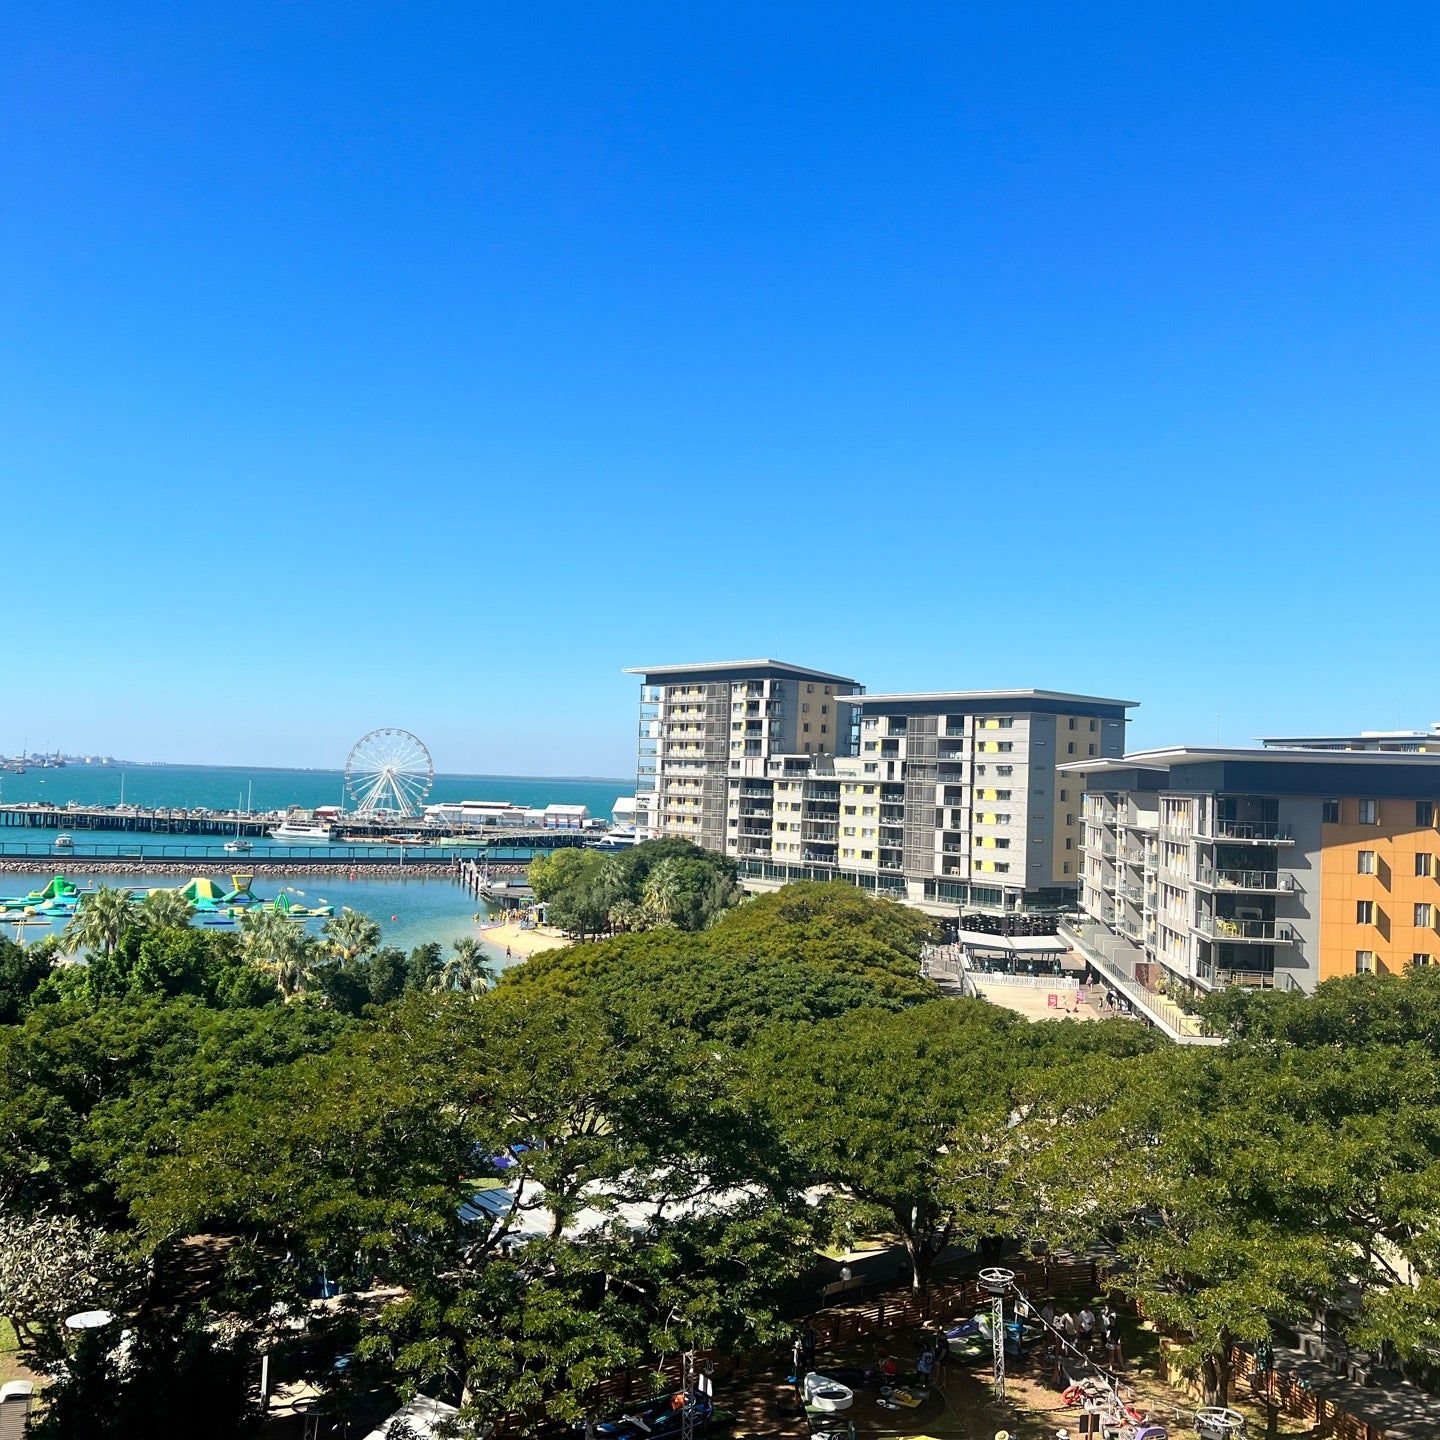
[1356,950,1375,974]
[1357,900,1375,924]
[1068,718,1076,730]
[1420,854,1434,878]
[1089,719,1098,732]
[1065,838,1073,850]
[1359,799,1378,824]
[1088,744,1097,756]
[1414,953,1433,967]
[1066,742,1075,755]
[1323,799,1340,824]
[1418,903,1433,928]
[1063,861,1071,874]
[1358,850,1376,875]
[1420,801,1435,826]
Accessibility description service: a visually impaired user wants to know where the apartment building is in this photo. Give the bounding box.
[628,660,1134,916]
[1261,727,1440,753]
[623,660,863,851]
[1063,748,1440,1022]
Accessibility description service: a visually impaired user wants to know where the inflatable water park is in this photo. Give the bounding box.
[0,873,335,930]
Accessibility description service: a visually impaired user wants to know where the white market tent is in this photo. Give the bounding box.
[360,1394,458,1440]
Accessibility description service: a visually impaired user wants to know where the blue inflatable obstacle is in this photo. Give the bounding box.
[595,1391,715,1440]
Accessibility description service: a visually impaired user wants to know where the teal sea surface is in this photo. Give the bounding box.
[0,868,521,969]
[0,763,632,819]
[0,764,629,956]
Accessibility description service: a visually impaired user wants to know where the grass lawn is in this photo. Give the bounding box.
[0,1316,25,1385]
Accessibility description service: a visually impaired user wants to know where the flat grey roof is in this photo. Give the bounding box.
[1260,732,1440,746]
[623,659,859,684]
[861,688,1138,708]
[959,934,1069,955]
[1064,746,1440,773]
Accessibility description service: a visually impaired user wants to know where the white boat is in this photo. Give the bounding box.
[54,834,74,850]
[268,821,334,843]
[587,826,641,853]
[225,788,254,853]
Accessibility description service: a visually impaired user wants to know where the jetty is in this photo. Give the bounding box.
[0,802,601,848]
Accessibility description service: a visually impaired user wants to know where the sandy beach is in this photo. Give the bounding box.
[478,915,570,959]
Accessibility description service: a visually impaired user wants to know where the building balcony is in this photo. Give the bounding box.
[1194,867,1300,894]
[1196,821,1295,844]
[1194,917,1298,943]
[1209,967,1299,990]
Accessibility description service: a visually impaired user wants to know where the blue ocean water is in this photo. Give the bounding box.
[0,868,520,969]
[0,764,623,958]
[0,763,632,819]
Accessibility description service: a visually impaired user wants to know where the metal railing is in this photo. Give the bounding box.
[1196,867,1299,892]
[1195,917,1298,942]
[1058,919,1217,1044]
[1199,821,1294,842]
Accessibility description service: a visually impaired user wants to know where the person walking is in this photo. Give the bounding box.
[1100,1305,1123,1368]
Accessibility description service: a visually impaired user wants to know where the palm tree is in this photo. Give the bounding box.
[430,937,495,994]
[607,898,645,934]
[239,906,317,998]
[641,857,685,928]
[322,907,381,963]
[62,885,134,957]
[134,888,195,931]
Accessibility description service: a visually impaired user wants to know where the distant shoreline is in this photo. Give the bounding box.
[62,763,633,783]
[0,860,527,880]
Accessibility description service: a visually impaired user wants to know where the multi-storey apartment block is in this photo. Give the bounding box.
[627,661,1134,917]
[1063,748,1440,1033]
[624,660,862,851]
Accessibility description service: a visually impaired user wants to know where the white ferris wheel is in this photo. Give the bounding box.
[345,728,434,817]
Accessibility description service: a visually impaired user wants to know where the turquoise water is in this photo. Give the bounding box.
[0,764,610,959]
[0,825,485,861]
[0,763,632,820]
[0,869,517,966]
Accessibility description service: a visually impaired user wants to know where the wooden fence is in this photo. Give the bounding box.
[1157,1332,1396,1440]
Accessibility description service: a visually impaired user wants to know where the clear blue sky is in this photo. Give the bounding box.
[5,4,1438,774]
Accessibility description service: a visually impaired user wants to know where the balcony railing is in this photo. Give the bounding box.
[1198,821,1295,843]
[1195,867,1299,893]
[1195,917,1298,943]
[1212,968,1283,989]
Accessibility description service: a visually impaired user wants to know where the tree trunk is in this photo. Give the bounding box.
[904,1236,929,1307]
[1201,1327,1234,1406]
